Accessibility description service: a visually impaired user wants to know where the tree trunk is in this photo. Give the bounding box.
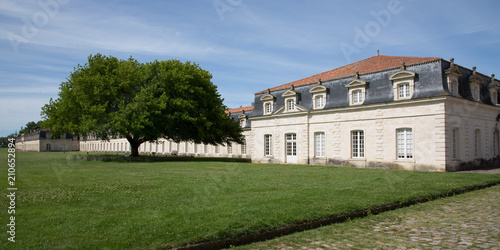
[127,137,142,157]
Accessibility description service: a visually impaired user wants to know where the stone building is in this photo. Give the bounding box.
[79,55,500,171]
[16,130,80,152]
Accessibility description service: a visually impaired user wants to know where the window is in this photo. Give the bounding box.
[452,128,458,160]
[310,84,328,110]
[286,134,297,156]
[261,93,275,115]
[315,132,325,157]
[390,67,416,101]
[227,143,232,154]
[215,145,220,154]
[240,118,246,127]
[241,140,247,155]
[351,131,365,158]
[314,95,324,109]
[204,144,208,154]
[397,128,413,159]
[194,144,198,154]
[398,83,411,99]
[264,134,272,156]
[264,102,273,114]
[286,99,295,111]
[474,129,480,159]
[352,90,363,105]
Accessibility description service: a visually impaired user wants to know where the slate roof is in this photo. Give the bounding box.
[255,55,441,95]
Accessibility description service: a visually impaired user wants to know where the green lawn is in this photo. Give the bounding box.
[1,149,499,249]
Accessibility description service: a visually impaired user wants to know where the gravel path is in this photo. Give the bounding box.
[239,181,500,249]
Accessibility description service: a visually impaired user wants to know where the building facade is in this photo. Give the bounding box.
[16,130,80,152]
[77,55,500,171]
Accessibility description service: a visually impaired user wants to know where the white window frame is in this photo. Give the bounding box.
[351,130,365,158]
[241,140,247,155]
[314,132,325,157]
[350,88,364,105]
[397,82,412,99]
[314,94,325,109]
[285,98,296,111]
[264,134,272,156]
[227,143,232,155]
[396,128,413,159]
[261,93,275,115]
[310,84,328,110]
[264,101,273,115]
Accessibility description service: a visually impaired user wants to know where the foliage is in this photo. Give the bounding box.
[41,54,243,156]
[18,121,43,134]
[1,150,499,249]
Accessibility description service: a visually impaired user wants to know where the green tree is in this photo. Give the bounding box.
[41,54,243,156]
[19,120,42,134]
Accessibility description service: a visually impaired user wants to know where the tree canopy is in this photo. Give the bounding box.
[41,54,243,156]
[19,120,42,134]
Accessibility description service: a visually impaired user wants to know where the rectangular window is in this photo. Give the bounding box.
[286,99,295,111]
[264,134,272,156]
[286,134,297,156]
[474,129,480,159]
[204,144,208,154]
[215,145,220,154]
[265,102,272,114]
[194,144,198,154]
[452,128,458,160]
[397,128,413,159]
[241,140,247,155]
[227,144,232,154]
[352,90,363,104]
[315,95,324,109]
[315,132,325,157]
[351,131,365,158]
[398,83,410,98]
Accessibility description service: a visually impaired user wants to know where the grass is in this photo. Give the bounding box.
[1,149,499,249]
[237,184,500,249]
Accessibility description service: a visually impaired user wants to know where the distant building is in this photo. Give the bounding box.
[16,130,80,152]
[78,55,500,171]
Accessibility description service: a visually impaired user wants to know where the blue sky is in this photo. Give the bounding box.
[1,0,500,137]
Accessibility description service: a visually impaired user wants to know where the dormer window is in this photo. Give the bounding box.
[345,72,368,106]
[282,85,299,112]
[469,66,483,102]
[390,63,416,101]
[309,80,327,110]
[489,74,500,105]
[260,90,275,115]
[238,113,247,128]
[445,58,462,96]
